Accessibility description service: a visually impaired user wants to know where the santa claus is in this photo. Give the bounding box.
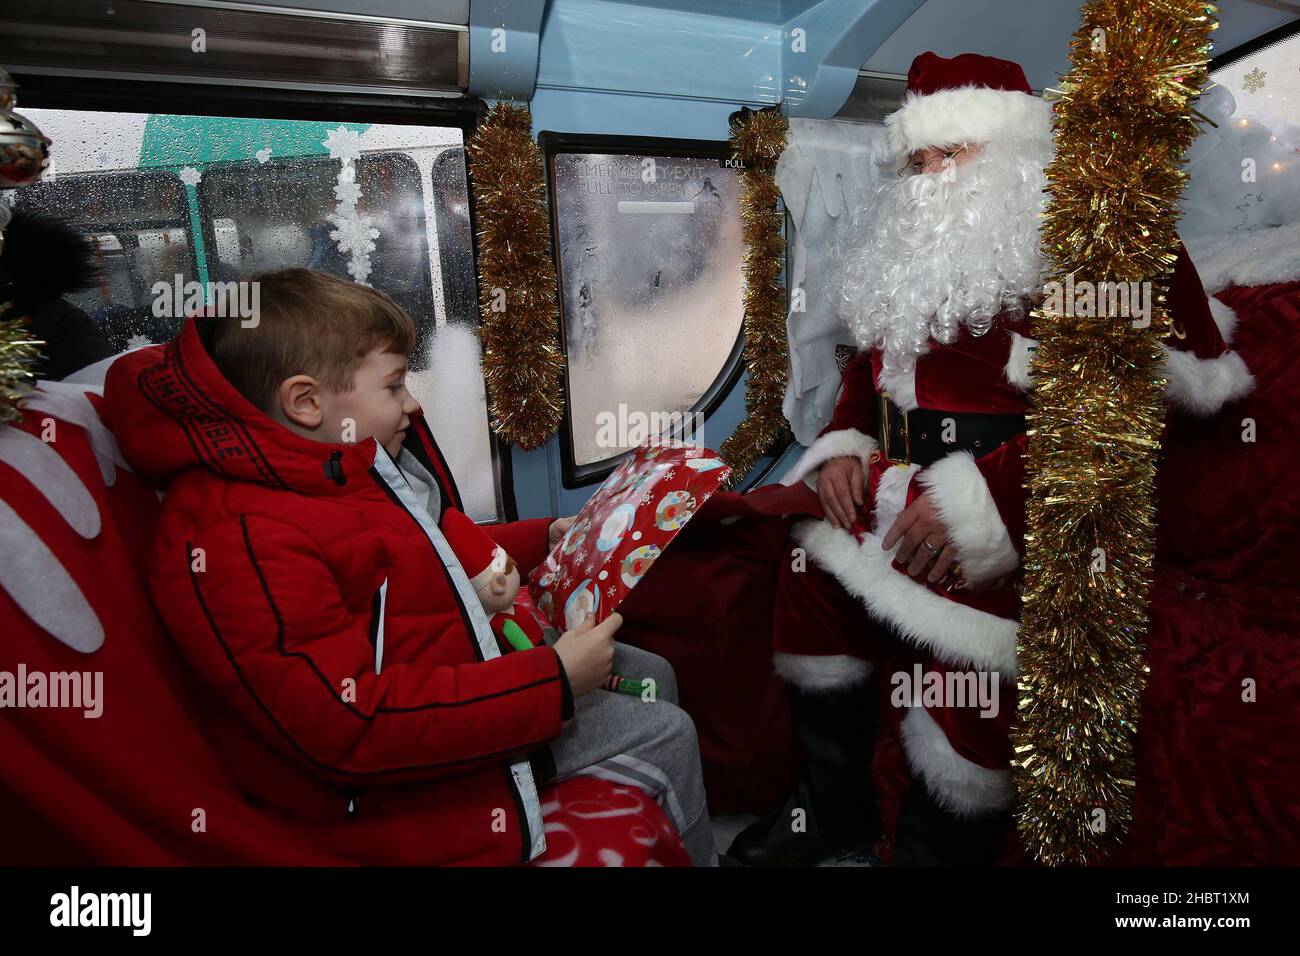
[728,51,1252,866]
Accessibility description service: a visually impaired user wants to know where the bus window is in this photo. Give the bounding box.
[429,147,479,326]
[8,169,197,352]
[4,107,501,520]
[548,148,746,482]
[198,152,435,364]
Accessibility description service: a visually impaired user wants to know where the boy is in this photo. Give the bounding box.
[103,268,714,866]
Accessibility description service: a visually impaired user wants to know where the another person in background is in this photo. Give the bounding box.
[0,207,113,380]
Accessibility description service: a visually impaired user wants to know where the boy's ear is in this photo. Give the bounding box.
[277,374,324,429]
[489,572,509,596]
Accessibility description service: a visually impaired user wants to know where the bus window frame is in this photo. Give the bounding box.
[9,73,524,522]
[1209,18,1300,73]
[538,130,753,489]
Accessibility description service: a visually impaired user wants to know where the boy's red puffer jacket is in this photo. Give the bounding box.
[102,317,566,866]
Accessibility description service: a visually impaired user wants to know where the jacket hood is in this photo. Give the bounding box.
[103,317,384,496]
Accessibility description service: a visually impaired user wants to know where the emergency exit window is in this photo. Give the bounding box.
[548,144,746,480]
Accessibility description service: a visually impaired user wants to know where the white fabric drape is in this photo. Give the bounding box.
[776,119,893,445]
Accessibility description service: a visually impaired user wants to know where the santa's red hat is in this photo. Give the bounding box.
[442,508,507,590]
[885,51,1051,157]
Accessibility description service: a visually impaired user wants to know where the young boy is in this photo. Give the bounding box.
[102,268,714,866]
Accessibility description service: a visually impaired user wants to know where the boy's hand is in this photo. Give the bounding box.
[548,515,577,548]
[554,612,622,696]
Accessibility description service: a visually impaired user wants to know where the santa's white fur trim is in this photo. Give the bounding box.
[782,427,876,489]
[793,519,1019,676]
[879,363,920,412]
[871,461,918,533]
[1003,320,1251,415]
[1160,345,1254,417]
[886,86,1052,157]
[1207,296,1238,345]
[1184,224,1300,295]
[1004,332,1038,391]
[900,706,1013,817]
[916,451,1020,589]
[773,653,873,692]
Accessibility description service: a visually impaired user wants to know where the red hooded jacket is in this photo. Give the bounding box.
[101,317,570,866]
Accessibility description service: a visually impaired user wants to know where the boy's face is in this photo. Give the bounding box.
[275,344,420,457]
[326,346,420,457]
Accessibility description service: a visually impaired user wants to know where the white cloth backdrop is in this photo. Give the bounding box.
[776,119,893,445]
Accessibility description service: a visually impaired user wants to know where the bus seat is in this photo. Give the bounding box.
[0,361,689,866]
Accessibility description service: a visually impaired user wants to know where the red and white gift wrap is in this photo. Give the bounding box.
[530,444,730,630]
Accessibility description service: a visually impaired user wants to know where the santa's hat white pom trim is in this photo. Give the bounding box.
[886,85,1052,157]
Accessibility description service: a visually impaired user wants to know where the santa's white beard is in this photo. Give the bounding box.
[835,136,1052,377]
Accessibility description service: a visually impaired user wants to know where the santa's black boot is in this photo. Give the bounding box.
[727,681,880,866]
[891,779,1008,866]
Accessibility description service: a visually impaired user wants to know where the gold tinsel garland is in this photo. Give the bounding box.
[466,102,565,450]
[0,304,42,424]
[719,107,790,487]
[1014,0,1216,865]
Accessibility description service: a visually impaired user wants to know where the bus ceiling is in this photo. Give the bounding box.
[0,1,1296,119]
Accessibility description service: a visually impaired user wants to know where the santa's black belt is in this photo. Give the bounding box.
[879,395,1025,468]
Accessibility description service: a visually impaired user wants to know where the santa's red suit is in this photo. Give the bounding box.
[773,241,1249,813]
[720,51,1257,864]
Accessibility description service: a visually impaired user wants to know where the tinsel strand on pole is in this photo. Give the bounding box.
[719,107,789,488]
[0,304,43,424]
[1013,0,1216,865]
[465,102,565,450]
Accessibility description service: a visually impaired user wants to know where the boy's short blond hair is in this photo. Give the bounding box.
[209,268,416,412]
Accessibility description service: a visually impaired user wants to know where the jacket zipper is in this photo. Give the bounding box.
[365,450,546,863]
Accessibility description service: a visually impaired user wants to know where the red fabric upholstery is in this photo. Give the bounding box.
[0,383,689,867]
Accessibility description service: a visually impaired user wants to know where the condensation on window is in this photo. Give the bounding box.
[1181,35,1300,238]
[551,152,745,469]
[4,108,500,520]
[1211,33,1300,140]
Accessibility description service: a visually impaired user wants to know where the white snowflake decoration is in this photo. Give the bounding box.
[125,334,153,350]
[178,166,200,187]
[328,212,379,257]
[322,127,378,287]
[322,125,363,163]
[346,258,372,285]
[333,176,361,207]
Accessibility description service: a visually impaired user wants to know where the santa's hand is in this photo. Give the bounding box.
[548,515,577,548]
[881,493,956,583]
[554,612,621,696]
[818,455,865,530]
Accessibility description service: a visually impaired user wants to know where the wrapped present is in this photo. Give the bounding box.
[529,443,730,630]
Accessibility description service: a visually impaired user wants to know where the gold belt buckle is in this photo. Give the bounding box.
[880,393,911,467]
